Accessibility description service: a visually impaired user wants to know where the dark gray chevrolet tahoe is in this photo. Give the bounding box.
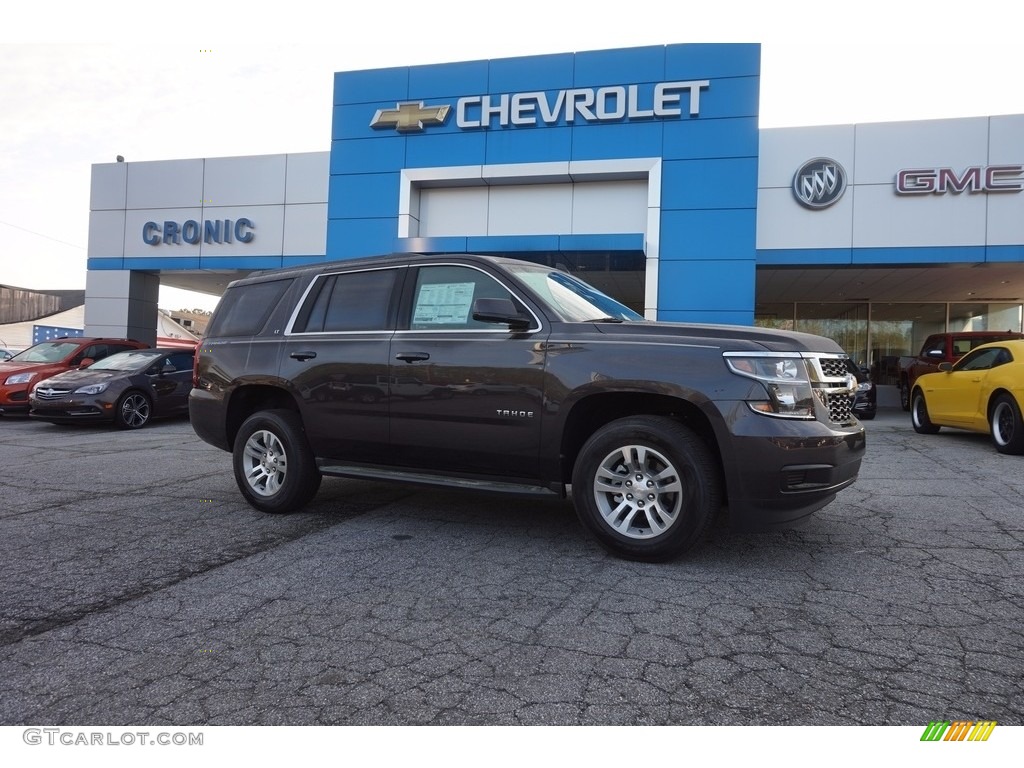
[190,254,865,561]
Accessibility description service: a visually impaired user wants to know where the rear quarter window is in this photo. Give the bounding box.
[206,279,293,337]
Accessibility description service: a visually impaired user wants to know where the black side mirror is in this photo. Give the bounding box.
[472,298,531,330]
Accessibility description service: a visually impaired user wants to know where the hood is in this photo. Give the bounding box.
[35,369,129,388]
[593,321,847,354]
[0,360,51,376]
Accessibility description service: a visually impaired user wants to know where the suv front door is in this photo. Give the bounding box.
[388,263,547,481]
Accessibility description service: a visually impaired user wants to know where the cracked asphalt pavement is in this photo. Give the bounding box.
[0,409,1021,725]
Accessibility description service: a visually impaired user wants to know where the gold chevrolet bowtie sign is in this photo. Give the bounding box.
[370,101,452,132]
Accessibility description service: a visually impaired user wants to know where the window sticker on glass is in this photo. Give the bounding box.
[413,282,475,325]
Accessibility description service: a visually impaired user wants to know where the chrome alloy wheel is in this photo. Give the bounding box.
[591,444,683,539]
[992,400,1016,447]
[120,393,150,428]
[242,429,289,497]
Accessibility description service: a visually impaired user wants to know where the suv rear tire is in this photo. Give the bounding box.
[571,416,720,562]
[233,409,322,513]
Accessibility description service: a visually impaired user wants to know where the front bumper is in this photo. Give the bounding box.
[29,396,114,423]
[715,401,866,530]
[0,386,30,414]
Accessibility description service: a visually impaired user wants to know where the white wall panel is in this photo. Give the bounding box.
[285,152,330,204]
[989,115,1024,160]
[90,163,127,210]
[283,203,328,255]
[88,210,126,257]
[571,181,646,233]
[419,188,489,237]
[988,193,1024,245]
[854,118,989,185]
[126,159,204,209]
[200,206,284,257]
[756,187,854,249]
[488,184,573,235]
[204,155,286,206]
[758,125,855,188]
[852,185,987,247]
[123,207,203,258]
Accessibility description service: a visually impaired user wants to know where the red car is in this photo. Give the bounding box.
[0,337,149,415]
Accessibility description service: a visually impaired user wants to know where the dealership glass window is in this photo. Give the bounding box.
[754,303,795,331]
[794,303,868,366]
[948,303,1023,333]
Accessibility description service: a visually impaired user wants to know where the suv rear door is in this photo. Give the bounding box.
[280,265,403,464]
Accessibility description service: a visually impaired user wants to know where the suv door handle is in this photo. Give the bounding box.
[395,352,430,363]
[289,351,317,361]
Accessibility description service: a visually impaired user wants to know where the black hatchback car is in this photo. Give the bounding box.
[29,348,195,429]
[847,359,876,420]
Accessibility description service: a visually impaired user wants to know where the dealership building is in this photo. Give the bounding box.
[85,43,1024,375]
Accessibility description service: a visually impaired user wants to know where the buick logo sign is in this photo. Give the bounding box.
[793,158,847,209]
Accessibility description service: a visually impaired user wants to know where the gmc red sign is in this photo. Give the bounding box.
[895,164,1024,194]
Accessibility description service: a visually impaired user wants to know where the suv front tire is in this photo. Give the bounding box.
[232,409,322,513]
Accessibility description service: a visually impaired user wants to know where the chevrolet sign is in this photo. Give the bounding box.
[370,80,710,132]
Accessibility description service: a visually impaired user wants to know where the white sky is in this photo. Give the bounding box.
[2,0,1022,312]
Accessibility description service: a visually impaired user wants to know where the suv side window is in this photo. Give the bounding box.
[409,265,515,331]
[72,344,108,364]
[208,279,293,337]
[292,269,398,333]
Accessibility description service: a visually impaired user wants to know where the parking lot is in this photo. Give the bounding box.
[0,408,1021,726]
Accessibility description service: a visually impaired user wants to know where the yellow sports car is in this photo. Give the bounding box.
[911,339,1024,454]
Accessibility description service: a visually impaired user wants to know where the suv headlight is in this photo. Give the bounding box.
[5,372,34,385]
[74,383,108,395]
[724,353,816,419]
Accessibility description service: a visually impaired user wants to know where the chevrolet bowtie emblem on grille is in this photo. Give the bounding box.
[370,101,452,132]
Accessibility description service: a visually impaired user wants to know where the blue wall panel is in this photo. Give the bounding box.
[408,59,489,99]
[406,131,487,168]
[987,245,1024,262]
[569,121,665,162]
[330,137,407,175]
[658,259,756,314]
[662,117,758,160]
[328,219,398,258]
[852,246,983,265]
[334,67,409,106]
[661,210,756,261]
[573,46,667,86]
[466,235,561,253]
[559,234,644,251]
[662,158,759,210]
[327,173,400,219]
[484,126,572,165]
[487,53,575,93]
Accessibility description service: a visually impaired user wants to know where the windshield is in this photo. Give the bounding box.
[88,351,162,371]
[9,341,81,363]
[506,264,644,322]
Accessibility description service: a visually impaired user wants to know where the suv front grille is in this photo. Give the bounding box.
[807,355,857,425]
[815,389,855,423]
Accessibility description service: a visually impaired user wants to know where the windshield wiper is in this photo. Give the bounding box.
[584,317,626,323]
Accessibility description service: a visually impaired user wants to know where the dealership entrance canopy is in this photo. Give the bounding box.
[86,43,1023,366]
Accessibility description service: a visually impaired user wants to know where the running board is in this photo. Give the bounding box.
[317,462,561,497]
